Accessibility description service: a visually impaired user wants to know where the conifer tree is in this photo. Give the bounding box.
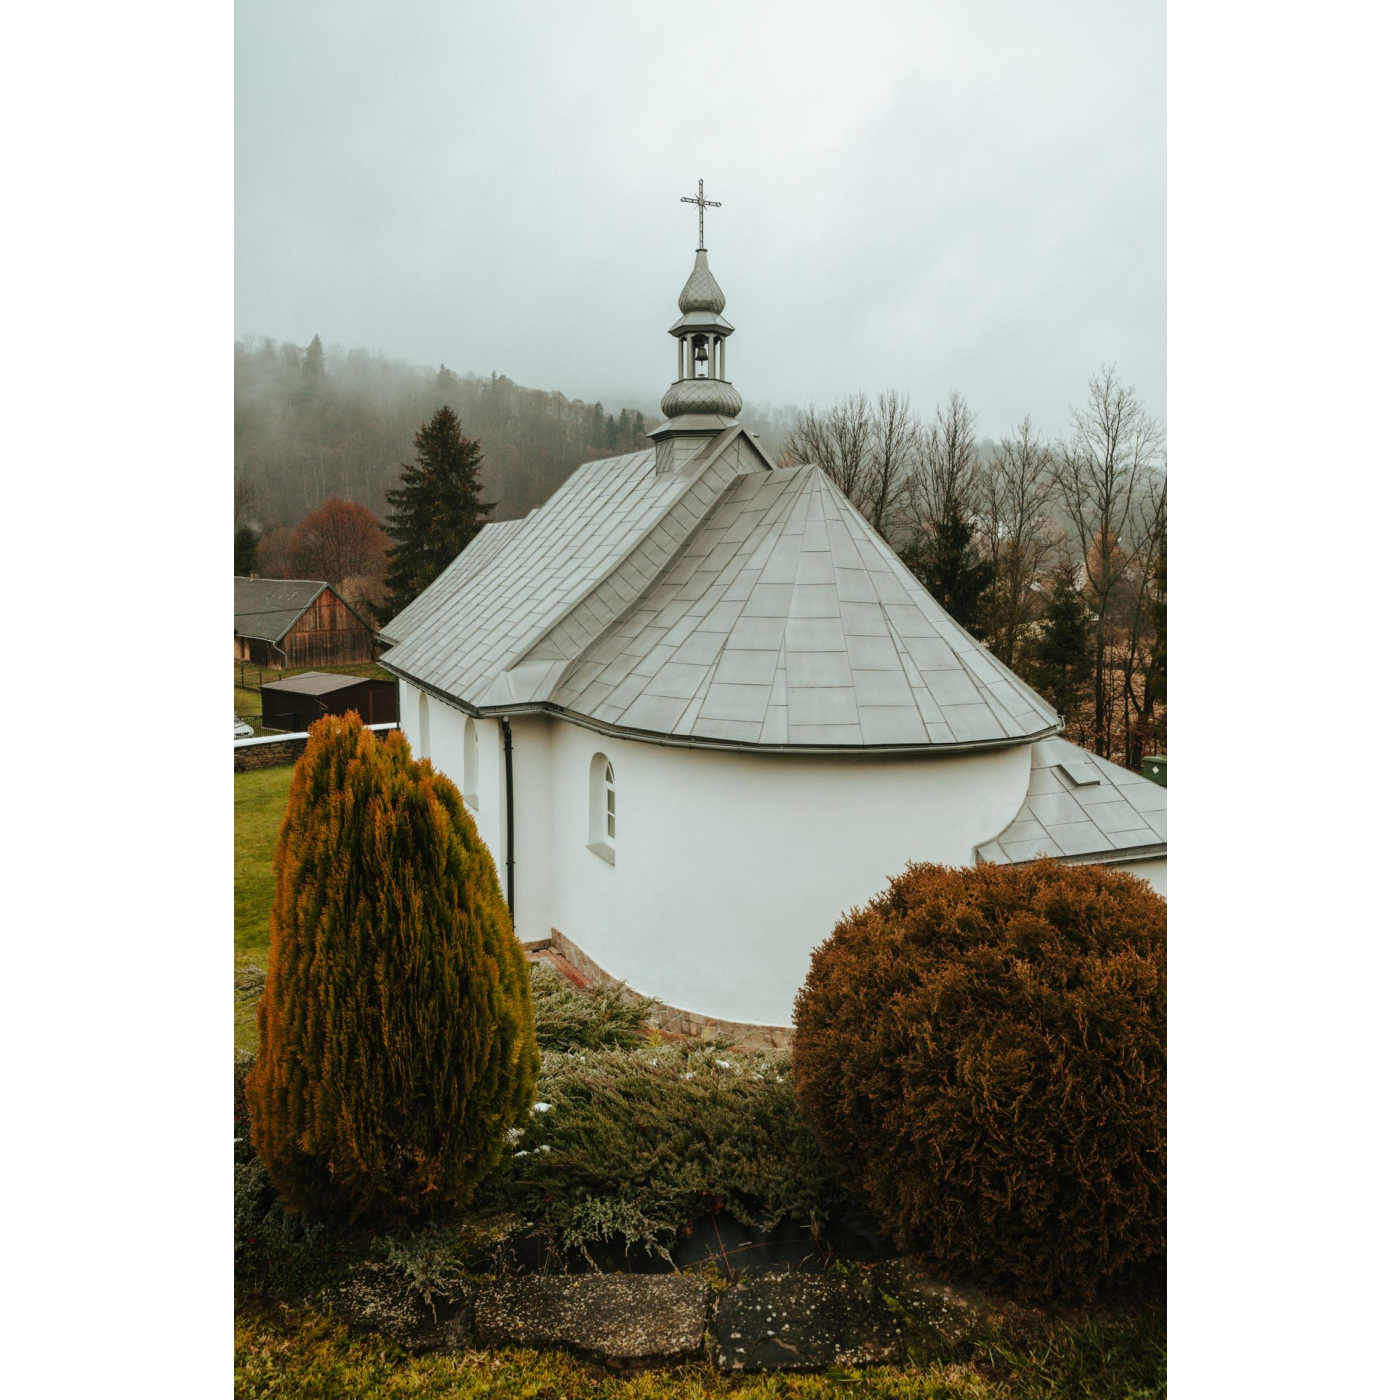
[234,524,259,577]
[245,713,537,1224]
[379,406,493,622]
[1027,560,1093,719]
[900,500,994,637]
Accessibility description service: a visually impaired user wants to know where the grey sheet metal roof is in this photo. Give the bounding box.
[380,516,531,646]
[381,439,1060,753]
[234,578,327,642]
[975,738,1167,866]
[260,671,380,697]
[547,464,1058,747]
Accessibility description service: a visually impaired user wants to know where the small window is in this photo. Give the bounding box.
[418,691,430,757]
[588,752,616,863]
[463,717,479,807]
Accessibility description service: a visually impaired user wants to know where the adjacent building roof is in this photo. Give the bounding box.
[234,578,328,642]
[975,738,1167,867]
[380,435,1060,753]
[260,671,386,697]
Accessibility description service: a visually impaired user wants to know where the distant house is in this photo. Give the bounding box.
[234,577,378,668]
[260,672,399,731]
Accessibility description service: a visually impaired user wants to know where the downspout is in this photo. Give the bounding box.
[501,717,515,922]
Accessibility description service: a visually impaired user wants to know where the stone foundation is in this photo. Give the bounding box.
[547,927,792,1052]
[234,722,399,772]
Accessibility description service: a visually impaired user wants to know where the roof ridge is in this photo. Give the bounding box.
[513,449,761,695]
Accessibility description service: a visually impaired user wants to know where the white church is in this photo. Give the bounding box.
[379,197,1166,1041]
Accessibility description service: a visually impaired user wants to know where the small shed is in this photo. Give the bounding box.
[259,672,399,732]
[235,577,378,669]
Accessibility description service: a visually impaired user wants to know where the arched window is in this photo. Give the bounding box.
[418,690,430,757]
[588,752,616,864]
[462,717,479,808]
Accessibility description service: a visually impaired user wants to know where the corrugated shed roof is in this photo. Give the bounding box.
[234,578,326,642]
[975,738,1167,866]
[381,441,1060,752]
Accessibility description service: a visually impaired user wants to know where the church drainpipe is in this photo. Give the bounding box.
[501,717,516,921]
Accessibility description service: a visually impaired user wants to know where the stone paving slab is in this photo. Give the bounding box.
[473,1274,709,1362]
[710,1273,905,1372]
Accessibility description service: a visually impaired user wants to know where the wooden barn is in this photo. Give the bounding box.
[259,672,399,732]
[234,577,378,668]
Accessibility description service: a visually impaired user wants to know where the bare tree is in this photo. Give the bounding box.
[1052,367,1166,756]
[1118,472,1167,769]
[786,392,876,519]
[910,389,983,531]
[865,391,918,540]
[981,415,1059,667]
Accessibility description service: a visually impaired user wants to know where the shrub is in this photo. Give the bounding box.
[481,1042,840,1264]
[792,858,1166,1300]
[244,713,538,1226]
[529,963,653,1051]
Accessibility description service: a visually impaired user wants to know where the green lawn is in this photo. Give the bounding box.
[235,764,294,1051]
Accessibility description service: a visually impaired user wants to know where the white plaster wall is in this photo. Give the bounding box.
[505,715,556,942]
[399,684,508,897]
[547,720,1032,1028]
[1120,857,1167,898]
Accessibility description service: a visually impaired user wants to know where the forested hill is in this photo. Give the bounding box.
[234,335,799,529]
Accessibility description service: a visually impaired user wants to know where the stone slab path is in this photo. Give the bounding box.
[332,1262,982,1373]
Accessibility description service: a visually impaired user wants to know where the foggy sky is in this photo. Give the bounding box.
[236,1,1165,438]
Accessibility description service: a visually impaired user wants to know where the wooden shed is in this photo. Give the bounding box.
[234,577,378,668]
[259,672,400,732]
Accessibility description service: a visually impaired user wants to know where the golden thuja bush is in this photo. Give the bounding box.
[792,858,1166,1301]
[245,713,538,1225]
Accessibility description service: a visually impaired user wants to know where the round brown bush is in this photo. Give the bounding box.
[792,858,1165,1300]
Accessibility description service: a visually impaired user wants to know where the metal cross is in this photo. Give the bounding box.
[680,178,721,249]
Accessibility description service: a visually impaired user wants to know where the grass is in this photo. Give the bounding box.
[235,1302,1165,1399]
[235,660,395,736]
[235,764,293,1051]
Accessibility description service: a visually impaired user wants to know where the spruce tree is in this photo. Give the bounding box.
[245,714,537,1224]
[234,524,259,577]
[900,502,994,637]
[1027,561,1093,719]
[379,406,493,622]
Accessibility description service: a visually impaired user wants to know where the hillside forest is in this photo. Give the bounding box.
[234,336,1165,768]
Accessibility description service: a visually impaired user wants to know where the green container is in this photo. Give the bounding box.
[1142,755,1167,788]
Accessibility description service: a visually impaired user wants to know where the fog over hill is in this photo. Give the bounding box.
[234,334,802,530]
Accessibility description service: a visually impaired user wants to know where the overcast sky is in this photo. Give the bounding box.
[236,0,1164,438]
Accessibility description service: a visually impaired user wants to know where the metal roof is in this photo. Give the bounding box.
[234,578,327,642]
[975,738,1167,866]
[380,516,531,646]
[677,249,726,314]
[260,671,385,697]
[381,439,1060,753]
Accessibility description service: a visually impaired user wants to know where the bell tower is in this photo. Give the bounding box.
[649,179,743,473]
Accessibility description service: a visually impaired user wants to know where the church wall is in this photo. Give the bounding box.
[399,682,507,893]
[546,719,1032,1028]
[1121,856,1167,897]
[507,714,557,942]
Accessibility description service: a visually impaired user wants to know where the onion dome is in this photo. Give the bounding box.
[678,249,726,314]
[661,377,743,418]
